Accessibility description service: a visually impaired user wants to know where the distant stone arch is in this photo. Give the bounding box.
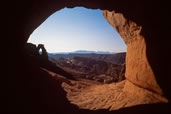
[37,44,48,60]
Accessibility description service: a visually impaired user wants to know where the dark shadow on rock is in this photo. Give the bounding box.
[24,43,76,80]
[143,23,171,101]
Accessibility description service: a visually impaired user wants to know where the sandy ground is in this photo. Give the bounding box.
[62,80,125,110]
[43,68,168,111]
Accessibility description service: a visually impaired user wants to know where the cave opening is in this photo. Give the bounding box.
[28,7,126,53]
[7,0,170,113]
[21,5,169,111]
[27,7,127,84]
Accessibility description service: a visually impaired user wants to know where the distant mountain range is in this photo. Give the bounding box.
[71,50,115,54]
[49,50,117,55]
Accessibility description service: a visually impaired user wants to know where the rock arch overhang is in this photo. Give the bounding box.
[8,0,170,105]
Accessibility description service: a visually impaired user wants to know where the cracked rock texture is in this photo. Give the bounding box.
[103,10,164,95]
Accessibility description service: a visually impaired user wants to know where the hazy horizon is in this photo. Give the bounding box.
[47,49,121,54]
[35,49,126,54]
[28,7,126,53]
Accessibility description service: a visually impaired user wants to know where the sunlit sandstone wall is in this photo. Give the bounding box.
[103,11,163,95]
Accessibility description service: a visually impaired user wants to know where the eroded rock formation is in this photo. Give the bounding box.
[6,0,170,113]
[103,10,168,107]
[103,11,142,45]
[50,56,125,83]
[24,43,48,60]
[103,10,164,94]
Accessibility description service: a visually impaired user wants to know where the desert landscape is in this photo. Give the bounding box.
[48,52,126,83]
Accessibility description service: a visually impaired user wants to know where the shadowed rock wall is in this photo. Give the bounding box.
[6,0,170,113]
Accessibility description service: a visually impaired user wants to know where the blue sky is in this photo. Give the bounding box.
[28,7,126,53]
